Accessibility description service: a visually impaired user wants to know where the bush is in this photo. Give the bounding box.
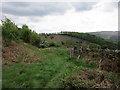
[55,42,61,47]
[39,41,49,48]
[48,41,61,47]
[20,25,31,43]
[2,18,20,40]
[39,44,47,48]
[61,41,64,45]
[1,18,42,48]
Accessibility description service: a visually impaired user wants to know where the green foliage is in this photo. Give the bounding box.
[39,41,49,48]
[1,18,64,48]
[48,41,61,47]
[2,18,20,40]
[61,32,117,50]
[20,24,31,43]
[1,18,42,48]
[20,25,41,47]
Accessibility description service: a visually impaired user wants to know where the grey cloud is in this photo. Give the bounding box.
[2,2,72,16]
[112,2,118,8]
[72,2,97,12]
[2,2,98,17]
[2,2,117,17]
[4,2,29,7]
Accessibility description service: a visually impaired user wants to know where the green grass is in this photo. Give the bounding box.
[25,44,39,51]
[17,56,24,63]
[3,44,118,88]
[3,47,73,88]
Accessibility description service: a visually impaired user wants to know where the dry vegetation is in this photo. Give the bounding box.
[2,40,45,66]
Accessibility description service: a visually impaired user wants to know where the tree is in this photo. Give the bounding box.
[2,18,19,40]
[21,24,31,43]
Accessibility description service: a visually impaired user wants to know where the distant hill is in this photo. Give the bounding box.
[41,32,118,50]
[88,31,118,42]
[41,34,91,48]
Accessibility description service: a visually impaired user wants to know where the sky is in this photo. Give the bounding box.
[1,0,119,33]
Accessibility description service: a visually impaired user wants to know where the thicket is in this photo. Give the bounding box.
[1,18,42,47]
[48,41,61,47]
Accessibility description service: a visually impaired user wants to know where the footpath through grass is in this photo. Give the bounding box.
[3,45,96,88]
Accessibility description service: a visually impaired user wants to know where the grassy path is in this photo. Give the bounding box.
[3,46,95,88]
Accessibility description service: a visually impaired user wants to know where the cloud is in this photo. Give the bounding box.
[1,1,118,33]
[2,2,72,16]
[72,2,97,11]
[2,2,99,17]
[93,1,118,12]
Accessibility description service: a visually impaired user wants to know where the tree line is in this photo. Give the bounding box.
[1,18,42,47]
[1,18,118,50]
[1,18,63,48]
[60,31,118,50]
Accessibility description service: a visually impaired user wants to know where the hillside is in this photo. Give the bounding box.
[41,34,82,42]
[61,32,118,50]
[2,18,120,88]
[41,34,91,48]
[41,32,118,50]
[89,31,118,42]
[2,40,120,88]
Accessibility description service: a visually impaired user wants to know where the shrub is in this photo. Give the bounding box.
[55,42,61,47]
[48,41,61,47]
[39,44,47,48]
[1,18,42,48]
[48,42,56,47]
[20,24,31,43]
[39,41,49,48]
[61,41,64,45]
[2,18,20,40]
